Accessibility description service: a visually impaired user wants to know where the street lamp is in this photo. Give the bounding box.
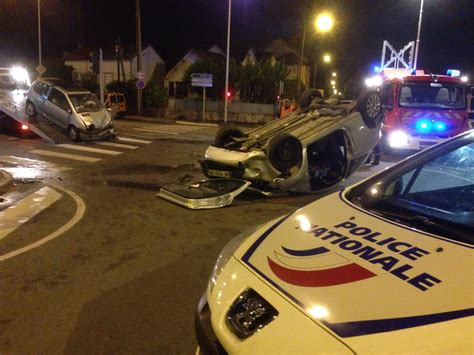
[315,13,334,33]
[332,72,337,77]
[330,80,336,86]
[224,0,232,123]
[323,54,331,63]
[297,11,335,99]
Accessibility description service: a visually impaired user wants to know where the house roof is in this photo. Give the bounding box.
[257,38,309,65]
[64,43,163,62]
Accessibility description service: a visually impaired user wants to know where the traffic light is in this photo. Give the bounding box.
[90,49,100,74]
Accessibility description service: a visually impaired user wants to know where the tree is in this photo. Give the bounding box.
[238,60,289,104]
[144,82,167,107]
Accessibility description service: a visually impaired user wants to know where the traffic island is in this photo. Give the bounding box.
[0,170,13,195]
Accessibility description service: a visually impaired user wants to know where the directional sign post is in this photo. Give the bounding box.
[191,73,213,122]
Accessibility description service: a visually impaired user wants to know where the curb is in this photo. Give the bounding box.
[0,170,13,195]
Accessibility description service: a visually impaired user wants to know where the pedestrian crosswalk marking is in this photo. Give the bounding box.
[57,144,122,156]
[31,150,101,163]
[0,187,63,241]
[133,128,180,135]
[117,136,152,144]
[96,142,139,150]
[143,125,200,132]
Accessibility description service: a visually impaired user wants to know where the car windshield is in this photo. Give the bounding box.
[69,93,103,113]
[348,133,474,244]
[399,82,465,109]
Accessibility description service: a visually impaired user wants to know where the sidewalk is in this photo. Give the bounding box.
[0,170,13,195]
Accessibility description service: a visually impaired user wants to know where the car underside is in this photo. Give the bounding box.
[201,90,384,193]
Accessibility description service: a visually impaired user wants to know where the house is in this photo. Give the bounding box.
[164,45,225,98]
[64,44,165,86]
[241,38,311,87]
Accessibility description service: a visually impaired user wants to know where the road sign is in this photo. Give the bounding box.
[136,71,145,80]
[136,80,146,90]
[36,64,47,76]
[191,73,213,87]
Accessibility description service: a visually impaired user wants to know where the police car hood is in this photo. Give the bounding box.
[236,192,473,338]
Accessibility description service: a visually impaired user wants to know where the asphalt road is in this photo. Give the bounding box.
[0,119,398,354]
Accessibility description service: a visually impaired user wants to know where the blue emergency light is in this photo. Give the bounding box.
[416,120,447,133]
[447,69,461,77]
[434,122,447,132]
[416,119,432,132]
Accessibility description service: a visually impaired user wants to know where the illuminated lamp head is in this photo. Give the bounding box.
[434,122,447,132]
[416,119,432,132]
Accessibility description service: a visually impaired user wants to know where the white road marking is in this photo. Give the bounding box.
[176,120,218,127]
[143,125,197,132]
[0,185,85,261]
[117,136,152,144]
[0,187,63,241]
[96,141,139,150]
[57,144,122,156]
[134,128,180,135]
[30,150,101,163]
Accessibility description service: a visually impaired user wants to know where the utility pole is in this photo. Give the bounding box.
[224,0,232,123]
[136,0,143,116]
[413,0,424,70]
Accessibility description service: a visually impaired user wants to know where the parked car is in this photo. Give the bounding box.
[25,78,114,142]
[200,90,384,194]
[104,91,127,118]
[196,129,474,354]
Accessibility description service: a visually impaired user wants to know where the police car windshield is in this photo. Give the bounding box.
[349,135,474,245]
[399,82,465,110]
[69,93,102,113]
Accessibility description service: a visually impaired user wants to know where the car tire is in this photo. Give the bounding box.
[68,125,81,142]
[357,90,384,129]
[267,133,303,172]
[299,89,323,109]
[214,126,245,148]
[25,100,37,117]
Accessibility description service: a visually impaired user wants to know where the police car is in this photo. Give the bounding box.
[196,130,474,354]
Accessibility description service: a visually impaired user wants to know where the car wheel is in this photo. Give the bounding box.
[299,89,323,109]
[25,101,37,117]
[68,125,81,142]
[267,133,303,172]
[357,90,383,129]
[214,126,245,149]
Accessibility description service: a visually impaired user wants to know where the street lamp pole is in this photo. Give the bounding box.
[136,0,143,116]
[37,0,42,68]
[296,22,306,100]
[224,0,232,123]
[413,0,424,70]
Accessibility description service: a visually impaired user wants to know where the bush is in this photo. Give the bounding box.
[144,82,167,107]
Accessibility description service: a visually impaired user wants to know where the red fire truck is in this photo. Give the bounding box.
[377,69,471,152]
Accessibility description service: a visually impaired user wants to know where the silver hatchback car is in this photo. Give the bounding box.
[25,78,114,142]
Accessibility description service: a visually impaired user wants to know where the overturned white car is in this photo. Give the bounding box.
[201,90,384,193]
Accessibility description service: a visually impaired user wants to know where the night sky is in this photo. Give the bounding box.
[1,0,473,83]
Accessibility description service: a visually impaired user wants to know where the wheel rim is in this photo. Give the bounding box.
[366,94,381,118]
[278,143,294,162]
[69,128,77,140]
[26,103,34,115]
